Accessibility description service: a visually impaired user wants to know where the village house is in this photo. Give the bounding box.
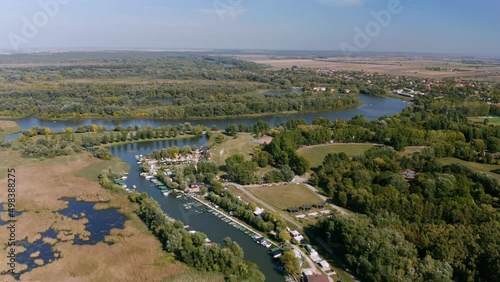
[313,86,327,92]
[303,274,330,282]
[287,228,304,243]
[402,169,417,181]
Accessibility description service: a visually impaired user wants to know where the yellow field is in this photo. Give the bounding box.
[239,56,500,82]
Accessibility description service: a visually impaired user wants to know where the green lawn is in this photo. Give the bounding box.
[469,116,500,125]
[438,157,500,182]
[298,143,376,167]
[249,183,324,209]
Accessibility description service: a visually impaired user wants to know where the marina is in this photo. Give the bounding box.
[186,194,278,249]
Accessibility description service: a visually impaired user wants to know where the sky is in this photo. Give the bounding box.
[0,0,499,57]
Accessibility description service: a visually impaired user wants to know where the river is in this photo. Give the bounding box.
[4,95,408,281]
[6,95,407,139]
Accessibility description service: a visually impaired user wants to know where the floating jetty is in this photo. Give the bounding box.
[186,194,277,249]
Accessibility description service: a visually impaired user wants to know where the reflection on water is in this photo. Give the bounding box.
[57,198,126,245]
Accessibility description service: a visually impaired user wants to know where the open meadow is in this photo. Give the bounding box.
[208,132,261,166]
[438,157,500,182]
[469,116,500,125]
[248,183,324,210]
[298,143,375,167]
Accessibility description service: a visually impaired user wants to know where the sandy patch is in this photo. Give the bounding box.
[0,120,18,129]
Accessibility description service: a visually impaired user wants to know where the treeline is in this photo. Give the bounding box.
[0,82,360,119]
[15,133,82,158]
[311,146,499,281]
[305,97,500,163]
[315,213,454,282]
[263,121,336,174]
[18,123,204,158]
[109,189,265,281]
[0,56,264,83]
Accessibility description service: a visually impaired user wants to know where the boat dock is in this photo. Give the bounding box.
[187,194,278,249]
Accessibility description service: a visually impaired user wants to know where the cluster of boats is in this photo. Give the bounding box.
[143,175,170,196]
[251,235,273,248]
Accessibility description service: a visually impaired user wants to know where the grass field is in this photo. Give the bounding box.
[227,184,254,204]
[208,132,260,166]
[248,183,324,209]
[438,157,500,182]
[0,120,21,139]
[399,146,427,156]
[298,143,375,167]
[469,116,500,125]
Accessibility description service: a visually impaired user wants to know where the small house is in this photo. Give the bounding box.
[287,207,299,213]
[317,260,330,270]
[254,207,265,216]
[304,274,330,282]
[313,202,325,208]
[289,229,304,243]
[190,182,204,189]
[301,205,312,211]
[402,169,417,180]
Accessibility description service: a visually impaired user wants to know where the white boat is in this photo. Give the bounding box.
[121,176,128,180]
[261,240,272,248]
[132,185,137,189]
[176,195,182,199]
[163,191,170,196]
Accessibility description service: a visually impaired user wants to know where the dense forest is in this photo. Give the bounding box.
[259,95,500,281]
[0,55,366,119]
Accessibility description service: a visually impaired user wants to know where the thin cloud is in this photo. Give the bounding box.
[198,6,248,20]
[313,0,364,7]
